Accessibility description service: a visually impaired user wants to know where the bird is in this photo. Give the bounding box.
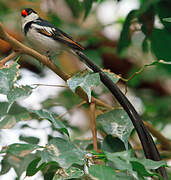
[20,8,167,179]
[21,8,84,57]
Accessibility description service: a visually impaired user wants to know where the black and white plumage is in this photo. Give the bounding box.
[21,8,84,56]
[20,8,168,179]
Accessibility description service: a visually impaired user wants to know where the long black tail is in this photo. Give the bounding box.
[75,50,168,179]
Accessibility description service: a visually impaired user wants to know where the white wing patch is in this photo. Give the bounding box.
[32,24,54,36]
[26,23,61,55]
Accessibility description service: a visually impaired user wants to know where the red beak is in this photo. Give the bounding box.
[21,9,28,17]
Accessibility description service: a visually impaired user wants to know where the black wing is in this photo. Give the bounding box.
[34,18,84,51]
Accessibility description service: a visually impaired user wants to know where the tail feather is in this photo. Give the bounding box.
[74,50,168,179]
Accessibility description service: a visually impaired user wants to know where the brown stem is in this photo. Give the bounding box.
[143,121,171,151]
[90,99,99,152]
[0,22,113,110]
[32,83,68,88]
[57,101,86,119]
[0,51,18,67]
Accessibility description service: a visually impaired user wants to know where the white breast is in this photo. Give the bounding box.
[26,25,61,55]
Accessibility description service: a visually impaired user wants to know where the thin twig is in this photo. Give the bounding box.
[133,121,171,152]
[143,121,171,151]
[90,99,99,152]
[32,83,68,88]
[160,151,171,157]
[57,101,86,119]
[121,61,159,95]
[159,60,171,65]
[0,51,18,67]
[121,61,158,82]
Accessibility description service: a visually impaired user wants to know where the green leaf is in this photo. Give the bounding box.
[97,109,134,149]
[83,0,93,20]
[31,109,69,136]
[150,28,171,61]
[0,112,31,129]
[26,157,44,176]
[0,62,20,94]
[105,151,133,170]
[48,13,62,27]
[7,143,39,157]
[8,102,29,115]
[105,151,166,178]
[130,158,167,170]
[141,95,171,127]
[0,62,32,109]
[103,70,120,84]
[0,102,9,116]
[0,158,11,175]
[42,162,59,180]
[73,139,93,150]
[105,151,138,179]
[102,135,126,153]
[117,10,138,54]
[2,145,40,177]
[139,0,157,14]
[55,89,82,110]
[65,0,82,18]
[156,1,171,33]
[133,161,163,178]
[53,167,84,180]
[0,115,17,129]
[67,70,101,102]
[7,85,32,104]
[38,137,85,169]
[19,135,40,144]
[131,161,158,177]
[84,50,103,67]
[0,1,9,18]
[89,165,116,179]
[115,172,135,180]
[167,171,171,180]
[7,153,38,177]
[15,112,31,121]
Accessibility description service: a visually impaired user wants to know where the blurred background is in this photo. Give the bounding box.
[0,0,171,179]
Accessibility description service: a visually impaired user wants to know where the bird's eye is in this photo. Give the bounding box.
[21,9,28,17]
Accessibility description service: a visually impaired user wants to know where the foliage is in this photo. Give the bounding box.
[67,70,101,102]
[0,0,171,179]
[96,109,134,149]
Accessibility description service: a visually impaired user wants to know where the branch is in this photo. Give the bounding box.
[144,121,171,151]
[0,23,69,80]
[90,99,99,152]
[57,101,86,119]
[121,61,158,82]
[32,83,68,88]
[0,22,113,110]
[0,51,18,67]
